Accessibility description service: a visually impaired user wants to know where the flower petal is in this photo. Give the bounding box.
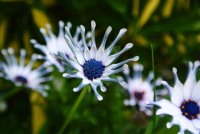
[166,116,181,128]
[90,44,97,59]
[179,116,199,134]
[74,50,85,65]
[183,61,200,100]
[83,48,91,61]
[191,81,200,101]
[153,99,181,116]
[171,68,184,106]
[192,119,200,129]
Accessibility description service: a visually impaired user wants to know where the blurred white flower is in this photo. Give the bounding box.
[31,21,91,72]
[51,20,139,101]
[0,48,52,96]
[118,63,162,116]
[152,61,200,134]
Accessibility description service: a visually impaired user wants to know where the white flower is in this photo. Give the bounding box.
[118,63,162,115]
[51,20,139,101]
[152,61,200,134]
[0,48,52,96]
[30,21,91,72]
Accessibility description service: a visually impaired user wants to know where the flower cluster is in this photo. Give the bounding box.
[1,19,199,134]
[152,61,200,134]
[0,48,52,96]
[118,63,162,115]
[30,21,91,72]
[51,20,139,101]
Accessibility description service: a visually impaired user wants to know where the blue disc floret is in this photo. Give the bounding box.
[180,100,200,120]
[134,91,145,101]
[82,59,105,81]
[15,75,28,84]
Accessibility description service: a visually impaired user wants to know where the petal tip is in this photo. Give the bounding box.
[91,20,96,28]
[97,95,103,101]
[125,43,133,49]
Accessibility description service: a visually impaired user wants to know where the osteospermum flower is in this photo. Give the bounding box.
[152,61,200,134]
[0,48,52,96]
[51,20,139,101]
[31,21,91,72]
[118,63,162,115]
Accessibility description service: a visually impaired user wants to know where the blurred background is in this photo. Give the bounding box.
[0,0,200,134]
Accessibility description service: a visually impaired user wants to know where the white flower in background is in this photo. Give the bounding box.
[0,48,53,96]
[30,21,91,72]
[118,63,162,115]
[152,61,200,134]
[51,20,139,101]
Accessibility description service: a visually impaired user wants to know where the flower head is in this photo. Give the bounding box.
[152,61,200,134]
[0,48,52,96]
[51,20,139,101]
[118,63,162,115]
[30,21,91,72]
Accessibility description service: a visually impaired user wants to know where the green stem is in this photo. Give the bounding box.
[57,87,88,134]
[151,44,156,133]
[0,87,22,101]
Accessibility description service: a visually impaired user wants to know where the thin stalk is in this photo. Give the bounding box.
[0,87,22,101]
[151,44,156,132]
[57,87,88,134]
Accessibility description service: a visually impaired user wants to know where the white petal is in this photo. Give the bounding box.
[46,23,56,38]
[105,28,127,55]
[154,99,181,116]
[166,116,181,128]
[102,55,115,66]
[91,83,103,101]
[133,63,143,79]
[79,25,89,49]
[8,48,17,65]
[102,43,133,66]
[96,46,105,61]
[146,71,153,82]
[124,99,136,106]
[63,73,81,79]
[172,83,184,106]
[73,81,87,92]
[105,56,139,70]
[91,20,96,47]
[103,64,127,76]
[19,49,26,67]
[84,48,91,61]
[58,20,65,37]
[40,28,49,42]
[192,119,200,129]
[179,116,199,134]
[100,26,112,49]
[191,81,200,101]
[100,84,107,92]
[162,81,173,95]
[100,76,118,83]
[183,61,199,100]
[74,50,85,65]
[89,44,97,59]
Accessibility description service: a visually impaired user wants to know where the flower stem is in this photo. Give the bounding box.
[0,87,22,101]
[151,44,157,132]
[57,87,88,134]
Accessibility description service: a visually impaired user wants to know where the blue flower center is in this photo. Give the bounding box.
[82,59,105,81]
[134,91,145,101]
[180,100,200,120]
[15,76,28,84]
